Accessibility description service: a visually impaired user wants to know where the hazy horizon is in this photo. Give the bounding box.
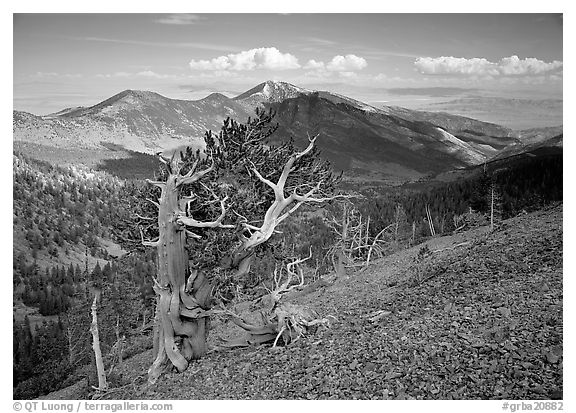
[14,13,563,121]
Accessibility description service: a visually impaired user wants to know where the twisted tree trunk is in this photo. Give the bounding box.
[147,175,212,383]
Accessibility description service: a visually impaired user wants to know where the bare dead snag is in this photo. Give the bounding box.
[327,201,391,272]
[90,290,107,391]
[364,224,394,267]
[425,204,436,237]
[144,153,234,384]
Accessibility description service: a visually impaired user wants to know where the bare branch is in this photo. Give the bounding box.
[176,155,214,187]
[157,156,168,166]
[185,229,202,239]
[365,224,394,267]
[145,179,166,189]
[271,248,313,301]
[249,160,278,192]
[155,152,171,166]
[276,134,318,191]
[135,213,155,221]
[290,185,355,204]
[242,222,262,232]
[140,228,159,247]
[238,136,354,255]
[231,212,259,233]
[177,196,234,229]
[146,198,160,209]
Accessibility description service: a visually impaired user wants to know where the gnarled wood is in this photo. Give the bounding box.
[138,117,345,383]
[224,136,352,276]
[146,154,232,384]
[220,255,335,349]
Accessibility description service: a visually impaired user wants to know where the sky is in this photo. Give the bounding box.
[13,13,564,115]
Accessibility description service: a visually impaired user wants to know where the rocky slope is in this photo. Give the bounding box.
[69,203,562,400]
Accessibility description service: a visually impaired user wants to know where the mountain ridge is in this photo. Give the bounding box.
[13,80,562,184]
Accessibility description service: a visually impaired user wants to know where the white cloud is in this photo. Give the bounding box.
[156,14,206,25]
[414,56,497,76]
[337,71,359,80]
[32,72,83,79]
[326,54,368,71]
[189,56,231,71]
[136,70,175,79]
[303,59,325,70]
[498,55,563,75]
[95,71,132,79]
[415,55,563,77]
[196,70,241,79]
[34,71,59,77]
[189,47,301,71]
[302,55,368,74]
[93,71,178,80]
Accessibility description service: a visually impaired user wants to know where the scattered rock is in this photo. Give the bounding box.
[111,205,563,401]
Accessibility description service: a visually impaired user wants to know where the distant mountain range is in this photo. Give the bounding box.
[14,90,252,153]
[13,80,562,184]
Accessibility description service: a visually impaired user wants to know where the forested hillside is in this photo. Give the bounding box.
[358,148,563,246]
[13,154,125,261]
[13,255,156,399]
[12,154,158,398]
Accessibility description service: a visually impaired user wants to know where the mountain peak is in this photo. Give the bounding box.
[94,89,170,106]
[234,80,311,103]
[48,89,168,119]
[116,89,163,101]
[200,92,231,102]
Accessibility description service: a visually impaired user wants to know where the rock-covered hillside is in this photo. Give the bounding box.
[55,203,561,400]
